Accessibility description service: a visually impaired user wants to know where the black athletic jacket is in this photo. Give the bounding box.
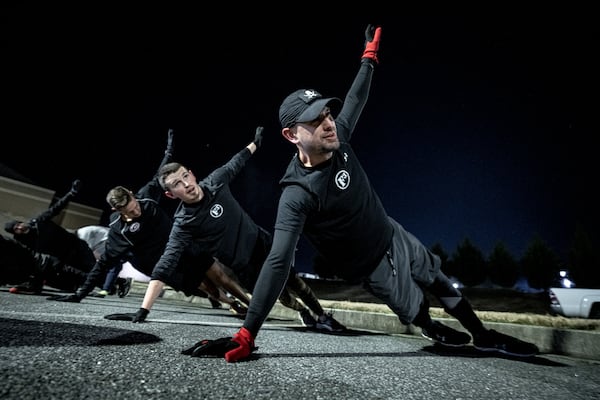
[153,148,260,277]
[10,188,96,272]
[78,151,176,295]
[244,59,394,337]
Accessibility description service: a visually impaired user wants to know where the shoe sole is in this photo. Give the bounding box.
[473,345,538,357]
[300,316,317,328]
[421,333,470,347]
[315,324,345,332]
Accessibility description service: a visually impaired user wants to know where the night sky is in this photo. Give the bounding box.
[2,7,597,272]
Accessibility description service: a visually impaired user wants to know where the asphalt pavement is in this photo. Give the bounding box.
[2,286,600,400]
[134,280,600,362]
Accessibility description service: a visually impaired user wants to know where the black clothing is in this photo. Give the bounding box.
[0,235,87,291]
[153,146,323,309]
[244,57,472,337]
[6,188,96,274]
[78,150,214,297]
[277,142,393,281]
[244,60,387,335]
[0,235,39,285]
[154,149,263,283]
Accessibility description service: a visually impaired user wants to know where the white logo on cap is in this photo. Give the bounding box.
[210,204,224,218]
[303,90,319,100]
[335,170,350,190]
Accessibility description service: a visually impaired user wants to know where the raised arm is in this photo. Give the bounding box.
[361,24,382,64]
[336,24,383,141]
[245,126,264,154]
[137,129,176,201]
[34,179,81,224]
[156,128,175,174]
[204,126,264,186]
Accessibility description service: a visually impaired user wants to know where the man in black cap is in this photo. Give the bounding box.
[186,24,540,362]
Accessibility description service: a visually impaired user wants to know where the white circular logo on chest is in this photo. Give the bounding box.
[335,170,350,190]
[129,222,140,232]
[210,204,224,218]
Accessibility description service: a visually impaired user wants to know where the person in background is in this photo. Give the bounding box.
[75,224,132,298]
[188,24,540,362]
[4,179,96,293]
[0,234,89,293]
[148,127,344,331]
[47,129,250,319]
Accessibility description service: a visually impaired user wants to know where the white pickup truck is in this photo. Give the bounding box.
[549,288,600,319]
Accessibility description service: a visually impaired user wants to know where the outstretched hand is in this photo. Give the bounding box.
[70,179,82,196]
[182,328,257,362]
[254,126,264,149]
[104,308,149,323]
[362,24,382,63]
[47,293,82,303]
[165,128,174,155]
[181,337,238,357]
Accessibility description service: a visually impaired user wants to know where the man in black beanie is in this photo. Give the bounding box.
[4,179,96,293]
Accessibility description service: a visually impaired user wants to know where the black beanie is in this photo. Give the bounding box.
[4,220,21,234]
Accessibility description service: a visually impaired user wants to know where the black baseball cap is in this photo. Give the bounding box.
[278,89,341,128]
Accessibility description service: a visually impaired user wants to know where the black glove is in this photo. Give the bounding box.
[104,307,149,323]
[132,308,149,322]
[362,24,382,63]
[47,293,82,303]
[253,126,264,149]
[165,128,174,155]
[69,179,82,196]
[181,337,239,357]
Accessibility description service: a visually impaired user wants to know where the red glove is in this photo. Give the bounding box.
[361,24,382,63]
[224,327,256,363]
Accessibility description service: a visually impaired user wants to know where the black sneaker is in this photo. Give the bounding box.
[209,297,222,309]
[117,278,132,298]
[421,321,471,347]
[9,279,43,295]
[229,300,248,317]
[316,312,346,332]
[473,329,539,357]
[299,309,317,328]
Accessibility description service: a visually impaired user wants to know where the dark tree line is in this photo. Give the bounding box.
[432,225,600,290]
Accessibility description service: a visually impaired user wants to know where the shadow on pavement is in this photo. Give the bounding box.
[284,326,389,336]
[421,344,568,366]
[0,317,161,347]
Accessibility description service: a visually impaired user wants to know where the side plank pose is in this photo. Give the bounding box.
[47,130,250,320]
[4,179,96,293]
[146,128,345,332]
[186,24,540,362]
[0,234,90,293]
